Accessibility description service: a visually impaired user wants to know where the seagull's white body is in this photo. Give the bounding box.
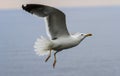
[22,4,92,68]
[34,33,84,56]
[52,33,84,51]
[34,32,88,56]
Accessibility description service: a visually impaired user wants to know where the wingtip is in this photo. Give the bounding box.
[22,4,33,13]
[22,4,27,10]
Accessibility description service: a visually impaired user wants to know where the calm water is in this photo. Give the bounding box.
[0,6,120,76]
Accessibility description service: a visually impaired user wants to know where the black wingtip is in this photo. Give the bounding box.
[22,4,26,10]
[22,4,32,13]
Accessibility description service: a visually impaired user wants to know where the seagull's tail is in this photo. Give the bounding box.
[33,36,53,56]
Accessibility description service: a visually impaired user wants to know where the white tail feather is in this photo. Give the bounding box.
[33,36,53,56]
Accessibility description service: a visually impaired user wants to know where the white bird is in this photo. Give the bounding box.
[22,4,92,68]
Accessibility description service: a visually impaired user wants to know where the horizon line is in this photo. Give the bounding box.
[0,5,120,10]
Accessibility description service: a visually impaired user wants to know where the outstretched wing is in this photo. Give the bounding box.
[22,4,70,40]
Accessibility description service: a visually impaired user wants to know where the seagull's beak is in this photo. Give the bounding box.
[85,33,92,37]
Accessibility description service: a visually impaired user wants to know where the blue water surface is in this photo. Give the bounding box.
[0,6,120,76]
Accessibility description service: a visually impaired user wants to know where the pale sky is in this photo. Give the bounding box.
[0,0,120,9]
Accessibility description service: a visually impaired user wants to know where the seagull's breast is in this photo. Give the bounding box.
[52,36,80,51]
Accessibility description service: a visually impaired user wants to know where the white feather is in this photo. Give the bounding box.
[33,36,53,56]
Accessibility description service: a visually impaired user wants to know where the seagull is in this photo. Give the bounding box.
[22,4,92,68]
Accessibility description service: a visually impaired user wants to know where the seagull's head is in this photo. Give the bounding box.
[73,33,92,42]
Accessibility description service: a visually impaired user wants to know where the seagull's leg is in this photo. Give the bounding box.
[45,49,52,62]
[53,51,58,68]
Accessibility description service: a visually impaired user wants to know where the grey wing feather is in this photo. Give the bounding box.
[22,4,70,40]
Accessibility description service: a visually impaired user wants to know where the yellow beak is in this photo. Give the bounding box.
[85,33,92,37]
